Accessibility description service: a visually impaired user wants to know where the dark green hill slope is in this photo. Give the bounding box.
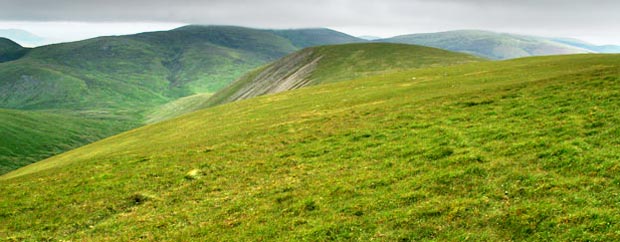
[272,28,366,48]
[2,54,619,240]
[0,25,363,174]
[381,30,591,60]
[0,38,28,63]
[205,43,482,107]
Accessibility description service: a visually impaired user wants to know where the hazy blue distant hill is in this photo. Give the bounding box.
[0,29,46,47]
[358,35,382,40]
[381,30,591,60]
[551,38,620,53]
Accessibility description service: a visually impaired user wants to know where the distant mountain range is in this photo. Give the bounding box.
[3,27,619,60]
[550,37,620,53]
[379,30,620,60]
[0,25,363,111]
[0,25,363,174]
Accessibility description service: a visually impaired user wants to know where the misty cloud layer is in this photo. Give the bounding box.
[0,0,619,44]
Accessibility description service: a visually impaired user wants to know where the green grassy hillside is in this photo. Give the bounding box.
[206,43,483,107]
[2,54,619,240]
[0,109,138,174]
[144,93,213,124]
[381,30,591,60]
[0,26,363,174]
[1,25,361,111]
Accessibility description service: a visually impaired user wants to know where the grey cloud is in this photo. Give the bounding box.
[0,0,618,43]
[0,0,354,23]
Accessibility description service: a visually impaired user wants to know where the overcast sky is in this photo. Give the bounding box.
[0,0,619,46]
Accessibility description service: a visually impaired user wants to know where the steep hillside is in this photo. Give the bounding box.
[2,54,619,240]
[0,38,28,63]
[0,109,138,174]
[144,93,213,124]
[1,25,363,111]
[205,43,482,107]
[0,25,363,174]
[381,30,591,60]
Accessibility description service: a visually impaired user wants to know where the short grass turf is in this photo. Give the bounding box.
[1,54,619,241]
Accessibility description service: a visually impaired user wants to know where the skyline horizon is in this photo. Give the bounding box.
[2,0,619,47]
[1,21,619,48]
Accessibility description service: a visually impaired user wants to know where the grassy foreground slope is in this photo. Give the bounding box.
[2,54,620,240]
[381,30,590,60]
[144,93,213,124]
[206,43,482,107]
